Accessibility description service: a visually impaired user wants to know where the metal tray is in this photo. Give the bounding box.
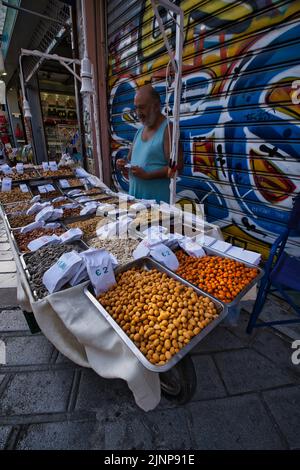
[173,245,264,308]
[5,211,36,231]
[84,256,227,373]
[0,184,34,207]
[4,168,42,183]
[10,223,66,255]
[20,239,89,301]
[28,180,64,200]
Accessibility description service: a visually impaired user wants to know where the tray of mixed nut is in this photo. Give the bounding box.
[20,240,88,300]
[85,257,226,372]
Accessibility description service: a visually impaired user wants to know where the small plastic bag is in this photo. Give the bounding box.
[19,220,45,234]
[35,205,55,223]
[59,228,83,244]
[30,195,41,203]
[27,234,61,252]
[46,208,64,222]
[27,201,51,216]
[42,250,83,293]
[82,249,116,296]
[80,202,98,216]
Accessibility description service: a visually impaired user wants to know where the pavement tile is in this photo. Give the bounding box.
[263,386,300,449]
[0,262,16,273]
[226,310,257,344]
[251,329,300,377]
[0,273,17,288]
[192,326,245,354]
[187,394,285,449]
[145,408,192,450]
[0,370,74,415]
[0,374,5,384]
[103,415,155,450]
[0,288,18,308]
[215,349,295,394]
[191,355,227,401]
[0,310,29,332]
[76,369,135,413]
[15,420,98,450]
[0,243,11,252]
[0,251,14,261]
[2,335,54,366]
[0,426,11,449]
[55,353,74,365]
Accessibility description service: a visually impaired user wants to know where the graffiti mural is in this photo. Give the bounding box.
[107,0,300,255]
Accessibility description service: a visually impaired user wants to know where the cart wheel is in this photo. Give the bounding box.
[159,355,197,405]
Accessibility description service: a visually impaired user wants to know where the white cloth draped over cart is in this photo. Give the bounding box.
[17,273,161,411]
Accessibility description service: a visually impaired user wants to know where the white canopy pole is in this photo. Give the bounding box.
[150,0,184,206]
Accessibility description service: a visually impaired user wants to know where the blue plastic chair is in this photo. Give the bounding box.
[247,193,300,333]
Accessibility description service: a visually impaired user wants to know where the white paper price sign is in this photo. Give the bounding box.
[150,243,179,270]
[16,163,24,174]
[46,184,55,192]
[19,184,29,193]
[1,177,12,192]
[42,162,49,171]
[59,179,70,188]
[1,164,13,175]
[49,161,58,171]
[38,185,48,194]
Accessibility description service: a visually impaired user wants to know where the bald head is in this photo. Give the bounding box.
[135,84,161,105]
[134,84,162,127]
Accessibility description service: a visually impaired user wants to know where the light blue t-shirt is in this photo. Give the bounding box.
[129,119,170,203]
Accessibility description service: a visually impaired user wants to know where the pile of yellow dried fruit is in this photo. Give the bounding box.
[98,268,219,366]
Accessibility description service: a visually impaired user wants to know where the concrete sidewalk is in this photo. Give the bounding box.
[0,218,300,450]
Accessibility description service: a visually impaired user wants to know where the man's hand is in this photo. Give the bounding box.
[131,166,149,179]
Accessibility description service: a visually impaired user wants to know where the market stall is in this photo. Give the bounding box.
[0,163,262,410]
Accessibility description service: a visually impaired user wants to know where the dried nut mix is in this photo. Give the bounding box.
[65,178,85,187]
[24,243,80,299]
[9,169,40,181]
[8,213,35,228]
[131,209,169,226]
[14,227,64,253]
[52,198,68,208]
[39,190,61,200]
[176,250,259,303]
[89,237,139,264]
[41,169,73,178]
[0,188,32,204]
[62,206,82,218]
[67,217,106,239]
[88,194,114,202]
[82,188,105,196]
[98,268,219,366]
[3,201,32,213]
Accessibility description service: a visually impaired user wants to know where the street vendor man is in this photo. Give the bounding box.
[116,84,183,203]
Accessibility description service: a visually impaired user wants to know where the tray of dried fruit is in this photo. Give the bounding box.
[0,167,42,182]
[19,240,88,301]
[65,215,110,241]
[173,246,264,308]
[10,225,66,255]
[58,177,88,190]
[0,185,33,206]
[28,181,63,201]
[38,167,75,179]
[87,235,141,264]
[84,256,227,373]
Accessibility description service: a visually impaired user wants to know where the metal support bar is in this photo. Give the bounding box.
[150,0,184,205]
[2,1,68,27]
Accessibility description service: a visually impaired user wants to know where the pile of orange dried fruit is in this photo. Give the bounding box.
[98,268,220,365]
[176,250,259,303]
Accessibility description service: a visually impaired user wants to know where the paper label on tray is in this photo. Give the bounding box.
[178,237,206,258]
[45,184,55,192]
[150,243,179,270]
[1,177,12,192]
[1,164,12,174]
[38,185,47,194]
[19,184,29,193]
[42,250,83,293]
[27,201,50,215]
[49,161,58,171]
[81,249,116,296]
[16,163,24,174]
[47,208,63,221]
[59,179,70,188]
[42,162,49,171]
